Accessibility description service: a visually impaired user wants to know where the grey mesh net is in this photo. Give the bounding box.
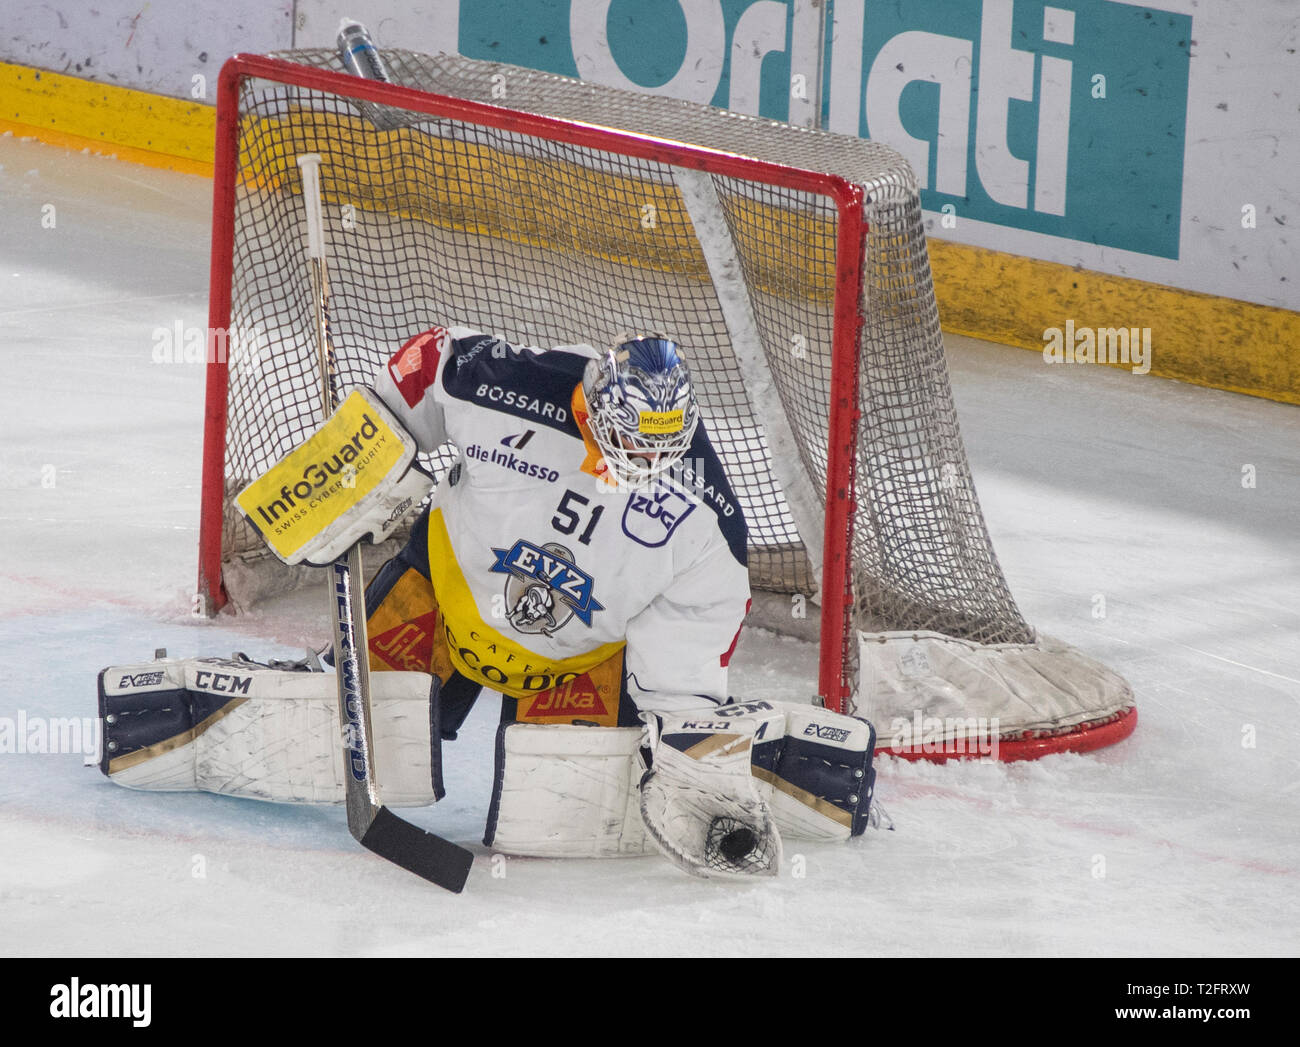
[213,48,1036,704]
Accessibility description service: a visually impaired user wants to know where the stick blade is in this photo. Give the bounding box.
[360,806,475,893]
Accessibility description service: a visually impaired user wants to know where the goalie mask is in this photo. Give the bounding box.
[582,334,700,487]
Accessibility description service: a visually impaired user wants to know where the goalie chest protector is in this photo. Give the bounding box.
[374,326,752,710]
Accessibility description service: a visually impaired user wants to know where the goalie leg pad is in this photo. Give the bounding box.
[639,707,785,879]
[484,723,652,857]
[98,656,442,806]
[478,704,878,865]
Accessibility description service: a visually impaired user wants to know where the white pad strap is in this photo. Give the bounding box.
[485,723,651,857]
[99,658,439,806]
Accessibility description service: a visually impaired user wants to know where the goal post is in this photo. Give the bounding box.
[197,48,1136,760]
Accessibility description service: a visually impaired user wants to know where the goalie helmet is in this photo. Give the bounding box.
[582,334,700,487]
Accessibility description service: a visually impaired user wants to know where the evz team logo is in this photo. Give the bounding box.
[622,480,695,547]
[490,540,604,635]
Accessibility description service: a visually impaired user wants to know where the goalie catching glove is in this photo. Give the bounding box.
[233,386,427,567]
[640,706,785,878]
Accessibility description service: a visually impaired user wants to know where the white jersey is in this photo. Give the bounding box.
[373,326,751,714]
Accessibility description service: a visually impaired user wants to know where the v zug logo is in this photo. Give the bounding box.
[622,481,695,548]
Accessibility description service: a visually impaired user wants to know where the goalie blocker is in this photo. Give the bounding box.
[233,386,429,568]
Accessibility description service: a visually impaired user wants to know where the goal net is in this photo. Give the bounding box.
[198,48,1136,759]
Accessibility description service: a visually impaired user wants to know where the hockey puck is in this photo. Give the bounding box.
[717,826,759,863]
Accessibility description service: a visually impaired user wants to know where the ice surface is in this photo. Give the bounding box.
[1,134,1297,957]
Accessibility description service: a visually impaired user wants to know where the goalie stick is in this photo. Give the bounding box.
[298,152,473,892]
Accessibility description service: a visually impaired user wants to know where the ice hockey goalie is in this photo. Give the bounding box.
[98,327,878,878]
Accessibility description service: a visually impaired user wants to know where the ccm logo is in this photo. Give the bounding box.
[803,723,851,743]
[193,670,252,695]
[680,720,731,731]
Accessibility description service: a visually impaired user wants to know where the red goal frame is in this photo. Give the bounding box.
[196,53,867,715]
